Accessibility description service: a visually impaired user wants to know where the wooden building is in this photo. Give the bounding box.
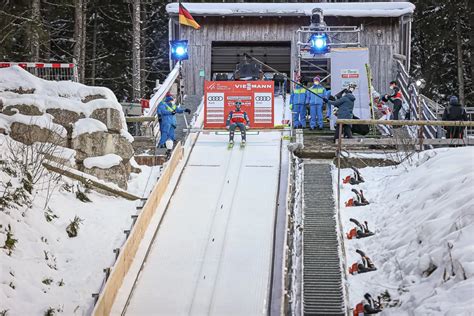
[166,2,414,98]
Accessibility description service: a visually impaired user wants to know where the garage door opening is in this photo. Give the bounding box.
[211,41,291,82]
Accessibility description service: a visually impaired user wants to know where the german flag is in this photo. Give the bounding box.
[179,3,200,30]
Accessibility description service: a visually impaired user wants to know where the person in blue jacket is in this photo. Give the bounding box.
[156,93,191,147]
[307,76,327,130]
[289,83,308,128]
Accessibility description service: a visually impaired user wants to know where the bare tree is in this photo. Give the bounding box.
[132,0,141,101]
[80,0,88,83]
[30,0,41,61]
[456,18,465,105]
[74,0,84,82]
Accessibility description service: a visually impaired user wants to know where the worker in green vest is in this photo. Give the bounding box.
[307,76,327,130]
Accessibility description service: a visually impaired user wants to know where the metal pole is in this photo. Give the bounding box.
[337,122,343,212]
[417,92,424,151]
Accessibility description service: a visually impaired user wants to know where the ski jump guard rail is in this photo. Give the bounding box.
[0,62,78,82]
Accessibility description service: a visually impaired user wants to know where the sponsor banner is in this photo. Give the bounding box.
[204,81,274,128]
[331,48,370,119]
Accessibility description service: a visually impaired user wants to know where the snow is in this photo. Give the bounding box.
[72,118,107,138]
[121,131,281,315]
[0,66,130,142]
[335,147,474,314]
[120,128,134,143]
[83,154,123,170]
[0,66,117,102]
[166,2,415,18]
[0,134,161,316]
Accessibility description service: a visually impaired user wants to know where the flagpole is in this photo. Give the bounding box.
[177,0,184,108]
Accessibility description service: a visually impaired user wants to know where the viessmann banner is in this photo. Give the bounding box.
[204,81,274,129]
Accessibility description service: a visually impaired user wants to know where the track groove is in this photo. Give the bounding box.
[303,164,345,316]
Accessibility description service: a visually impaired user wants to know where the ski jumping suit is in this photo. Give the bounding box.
[307,83,327,129]
[226,110,250,141]
[387,86,403,120]
[289,85,308,128]
[156,100,185,146]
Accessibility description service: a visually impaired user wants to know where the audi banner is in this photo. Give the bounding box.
[204,81,274,129]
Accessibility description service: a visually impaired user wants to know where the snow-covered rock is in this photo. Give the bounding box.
[0,66,135,188]
[336,147,474,314]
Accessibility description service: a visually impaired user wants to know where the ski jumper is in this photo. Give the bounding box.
[226,110,250,141]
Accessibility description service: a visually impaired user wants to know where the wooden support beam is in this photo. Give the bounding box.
[42,161,141,200]
[125,116,156,123]
[336,119,474,127]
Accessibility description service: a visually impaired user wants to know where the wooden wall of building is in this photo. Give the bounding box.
[175,15,405,98]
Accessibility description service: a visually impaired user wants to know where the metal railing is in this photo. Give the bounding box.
[0,61,78,82]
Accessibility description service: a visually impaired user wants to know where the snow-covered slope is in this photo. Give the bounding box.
[0,135,159,315]
[336,147,474,315]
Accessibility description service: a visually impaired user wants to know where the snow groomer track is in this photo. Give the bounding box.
[303,163,345,315]
[123,131,282,315]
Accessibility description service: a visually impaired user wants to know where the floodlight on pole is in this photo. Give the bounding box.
[170,40,189,61]
[309,33,329,54]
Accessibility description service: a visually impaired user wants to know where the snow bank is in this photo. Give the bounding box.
[166,2,415,18]
[84,154,123,169]
[72,118,108,137]
[0,67,130,141]
[0,134,160,315]
[0,66,117,102]
[336,147,474,314]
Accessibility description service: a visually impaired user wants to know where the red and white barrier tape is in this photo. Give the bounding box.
[0,62,75,68]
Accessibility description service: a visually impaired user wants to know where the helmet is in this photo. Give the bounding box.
[449,96,459,106]
[347,83,357,92]
[235,101,242,109]
[165,93,174,102]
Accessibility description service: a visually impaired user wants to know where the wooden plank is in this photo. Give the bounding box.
[42,161,141,201]
[337,119,474,127]
[92,143,184,316]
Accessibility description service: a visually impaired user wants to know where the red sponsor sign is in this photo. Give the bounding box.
[204,81,274,129]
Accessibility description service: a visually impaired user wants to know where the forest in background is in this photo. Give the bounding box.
[0,0,472,106]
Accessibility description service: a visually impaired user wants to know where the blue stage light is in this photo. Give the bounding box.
[310,33,329,54]
[170,40,189,61]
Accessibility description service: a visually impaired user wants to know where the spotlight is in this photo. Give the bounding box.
[415,79,426,89]
[310,33,329,54]
[170,40,189,61]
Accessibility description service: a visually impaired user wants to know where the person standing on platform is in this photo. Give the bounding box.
[307,76,327,130]
[289,82,308,129]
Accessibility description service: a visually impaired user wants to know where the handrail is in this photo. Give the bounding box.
[336,119,474,127]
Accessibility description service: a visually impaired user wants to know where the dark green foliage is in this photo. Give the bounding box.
[3,224,18,256]
[42,278,53,285]
[75,188,91,203]
[66,216,84,238]
[44,208,59,222]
